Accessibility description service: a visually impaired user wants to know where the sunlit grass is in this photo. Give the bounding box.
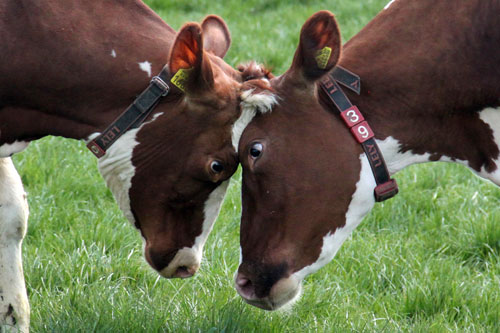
[10,0,500,331]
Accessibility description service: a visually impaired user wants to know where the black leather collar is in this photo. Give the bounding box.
[322,66,398,202]
[87,66,170,158]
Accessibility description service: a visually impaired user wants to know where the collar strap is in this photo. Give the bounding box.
[87,66,171,158]
[321,67,398,202]
[331,66,361,95]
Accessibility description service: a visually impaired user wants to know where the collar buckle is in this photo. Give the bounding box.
[151,76,170,96]
[374,179,399,202]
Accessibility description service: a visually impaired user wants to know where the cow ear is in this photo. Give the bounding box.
[201,15,231,58]
[169,23,214,93]
[287,11,341,83]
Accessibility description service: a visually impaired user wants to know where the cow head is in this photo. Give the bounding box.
[234,11,358,309]
[98,16,270,279]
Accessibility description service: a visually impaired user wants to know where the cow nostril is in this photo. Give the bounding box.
[174,265,195,278]
[236,276,250,288]
[240,279,253,293]
[235,273,256,299]
[154,248,201,279]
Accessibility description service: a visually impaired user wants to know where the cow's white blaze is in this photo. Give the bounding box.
[138,61,152,77]
[233,89,277,151]
[111,49,117,58]
[233,86,277,267]
[0,158,30,331]
[0,141,30,158]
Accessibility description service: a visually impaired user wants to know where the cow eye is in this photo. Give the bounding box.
[250,142,263,158]
[210,160,224,173]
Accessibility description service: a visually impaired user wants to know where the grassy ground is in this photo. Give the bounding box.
[10,0,500,331]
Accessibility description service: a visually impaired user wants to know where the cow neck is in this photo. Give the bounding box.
[87,67,171,158]
[333,0,500,176]
[0,0,175,146]
[321,68,398,202]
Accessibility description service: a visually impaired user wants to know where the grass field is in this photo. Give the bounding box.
[10,0,500,331]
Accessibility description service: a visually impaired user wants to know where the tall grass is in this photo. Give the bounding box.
[10,0,500,331]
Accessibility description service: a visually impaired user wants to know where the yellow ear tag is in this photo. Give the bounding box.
[315,46,332,69]
[170,68,192,92]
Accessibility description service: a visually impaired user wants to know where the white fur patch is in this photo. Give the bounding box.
[0,141,30,158]
[478,107,500,184]
[159,247,199,278]
[86,132,100,143]
[293,153,376,281]
[384,0,396,10]
[233,89,277,151]
[95,113,164,225]
[138,61,152,77]
[377,137,434,174]
[97,128,140,224]
[376,136,473,174]
[111,49,117,58]
[0,157,30,331]
[376,131,500,185]
[232,107,257,152]
[240,89,276,114]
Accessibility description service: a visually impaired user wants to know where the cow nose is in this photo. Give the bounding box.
[234,265,301,311]
[234,271,275,310]
[158,248,201,279]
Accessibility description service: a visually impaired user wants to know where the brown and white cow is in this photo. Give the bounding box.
[0,1,271,330]
[235,1,500,310]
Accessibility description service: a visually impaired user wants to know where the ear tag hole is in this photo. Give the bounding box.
[315,46,332,69]
[171,68,193,92]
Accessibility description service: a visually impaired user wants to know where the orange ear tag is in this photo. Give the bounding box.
[170,68,192,92]
[315,47,332,69]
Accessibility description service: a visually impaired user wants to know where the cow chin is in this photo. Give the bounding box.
[158,247,201,279]
[236,275,302,311]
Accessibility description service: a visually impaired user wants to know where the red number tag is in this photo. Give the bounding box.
[340,106,364,127]
[350,121,374,143]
